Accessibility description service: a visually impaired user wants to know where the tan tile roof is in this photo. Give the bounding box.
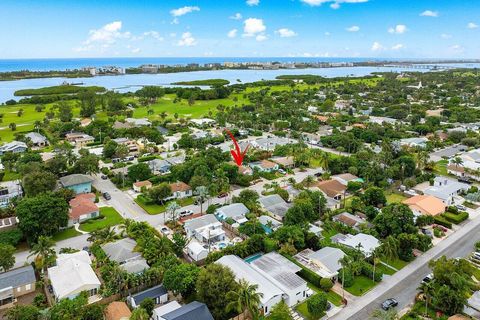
[260,159,277,169]
[170,181,191,192]
[316,179,346,198]
[105,301,132,320]
[447,164,465,173]
[403,195,446,216]
[133,180,152,188]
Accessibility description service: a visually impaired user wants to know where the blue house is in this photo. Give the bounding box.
[59,174,94,194]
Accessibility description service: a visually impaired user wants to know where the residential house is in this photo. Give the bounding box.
[368,116,397,125]
[133,180,152,192]
[65,132,94,148]
[271,156,295,169]
[237,164,253,175]
[215,203,249,224]
[249,160,279,173]
[128,284,168,308]
[102,238,149,274]
[258,215,283,234]
[331,173,363,186]
[48,251,100,301]
[428,144,467,162]
[0,180,23,207]
[399,137,428,149]
[0,216,18,232]
[250,252,308,307]
[216,255,284,316]
[294,247,345,280]
[333,212,368,231]
[169,181,192,199]
[59,174,94,194]
[447,164,465,177]
[186,241,209,262]
[190,118,216,127]
[302,132,322,146]
[68,193,99,226]
[125,118,151,127]
[184,214,226,244]
[113,137,139,154]
[0,141,27,155]
[250,137,296,152]
[25,132,48,147]
[0,265,36,309]
[153,301,214,320]
[80,118,92,127]
[316,179,347,200]
[403,195,446,217]
[148,159,172,174]
[259,194,292,221]
[104,301,132,320]
[331,233,380,257]
[424,177,469,205]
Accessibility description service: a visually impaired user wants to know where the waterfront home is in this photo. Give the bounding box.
[0,141,27,155]
[0,265,36,309]
[48,251,100,301]
[0,180,23,207]
[59,174,94,194]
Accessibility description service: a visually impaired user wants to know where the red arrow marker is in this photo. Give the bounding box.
[225,129,249,167]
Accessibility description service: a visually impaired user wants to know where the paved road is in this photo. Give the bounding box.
[330,213,480,320]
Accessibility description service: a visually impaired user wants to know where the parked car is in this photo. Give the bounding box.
[456,204,467,211]
[217,192,228,198]
[179,210,194,217]
[381,298,398,310]
[103,192,111,200]
[422,273,433,284]
[101,175,108,180]
[421,228,433,238]
[458,177,472,184]
[278,169,286,175]
[160,226,171,235]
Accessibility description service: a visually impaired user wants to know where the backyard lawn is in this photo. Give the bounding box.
[376,262,397,276]
[79,207,123,232]
[434,159,448,176]
[2,170,21,181]
[135,195,194,215]
[386,192,408,204]
[296,299,326,320]
[52,227,81,242]
[345,275,378,296]
[382,257,409,270]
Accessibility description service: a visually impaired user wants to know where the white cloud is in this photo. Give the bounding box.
[420,10,438,17]
[467,22,478,29]
[371,41,385,51]
[84,21,130,45]
[177,32,197,46]
[300,0,368,9]
[324,31,331,36]
[450,44,464,53]
[246,0,260,6]
[276,28,297,37]
[346,25,360,32]
[388,24,407,34]
[227,29,238,38]
[142,31,164,41]
[256,34,267,41]
[441,33,452,39]
[243,18,266,36]
[391,43,404,50]
[230,13,242,20]
[170,6,200,17]
[131,48,141,53]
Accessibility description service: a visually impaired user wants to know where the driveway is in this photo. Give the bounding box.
[329,211,480,320]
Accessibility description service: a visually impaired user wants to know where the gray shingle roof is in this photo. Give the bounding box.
[59,174,94,187]
[308,247,345,273]
[0,265,36,289]
[162,301,214,320]
[101,238,141,263]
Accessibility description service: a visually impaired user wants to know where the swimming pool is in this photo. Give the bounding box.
[244,253,263,263]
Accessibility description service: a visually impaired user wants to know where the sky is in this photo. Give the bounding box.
[0,0,479,59]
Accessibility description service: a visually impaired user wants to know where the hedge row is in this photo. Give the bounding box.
[138,155,158,162]
[434,215,453,229]
[442,211,469,224]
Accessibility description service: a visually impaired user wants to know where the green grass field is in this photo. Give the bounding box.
[52,227,81,242]
[382,257,409,270]
[434,159,448,176]
[376,262,397,276]
[79,207,123,232]
[345,275,379,296]
[135,195,194,215]
[386,192,408,204]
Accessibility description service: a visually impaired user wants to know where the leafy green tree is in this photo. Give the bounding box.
[377,236,400,262]
[172,232,189,256]
[196,263,240,320]
[361,187,387,207]
[128,163,152,182]
[81,304,104,320]
[130,308,150,320]
[102,139,118,159]
[397,233,417,262]
[78,90,97,118]
[232,189,260,212]
[307,293,328,318]
[5,305,40,320]
[148,183,172,204]
[73,153,99,174]
[22,170,57,196]
[370,308,398,320]
[57,101,73,122]
[269,301,293,320]
[163,263,199,296]
[0,243,15,272]
[48,291,88,319]
[227,279,263,320]
[373,203,416,238]
[17,193,69,242]
[140,298,155,317]
[273,225,305,249]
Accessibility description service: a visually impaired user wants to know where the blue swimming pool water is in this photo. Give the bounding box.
[244,253,263,263]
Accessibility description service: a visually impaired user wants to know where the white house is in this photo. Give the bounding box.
[215,203,249,224]
[331,233,380,257]
[48,251,100,301]
[169,181,192,199]
[399,137,428,149]
[216,255,283,316]
[424,176,469,205]
[186,241,209,262]
[295,247,345,280]
[250,252,308,307]
[25,132,48,147]
[0,141,27,155]
[0,180,23,207]
[250,137,296,152]
[183,215,226,244]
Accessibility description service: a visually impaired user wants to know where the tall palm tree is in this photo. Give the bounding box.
[319,151,329,171]
[194,186,208,215]
[339,255,353,301]
[418,282,434,317]
[378,236,400,263]
[452,156,464,168]
[227,280,264,320]
[87,226,117,244]
[29,236,56,273]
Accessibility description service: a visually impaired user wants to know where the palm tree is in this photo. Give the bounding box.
[167,201,180,224]
[303,175,316,187]
[227,280,264,320]
[29,236,56,273]
[194,186,208,215]
[452,156,464,168]
[370,308,398,320]
[119,219,134,237]
[319,151,329,171]
[87,226,117,244]
[418,282,434,317]
[378,236,400,263]
[339,255,353,301]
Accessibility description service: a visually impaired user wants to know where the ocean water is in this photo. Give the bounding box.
[0,59,479,103]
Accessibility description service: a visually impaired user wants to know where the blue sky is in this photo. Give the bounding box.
[0,0,479,59]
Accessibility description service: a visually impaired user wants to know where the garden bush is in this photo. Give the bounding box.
[361,263,383,282]
[319,278,334,291]
[307,293,328,318]
[337,268,354,287]
[433,215,452,229]
[0,228,23,246]
[442,211,468,224]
